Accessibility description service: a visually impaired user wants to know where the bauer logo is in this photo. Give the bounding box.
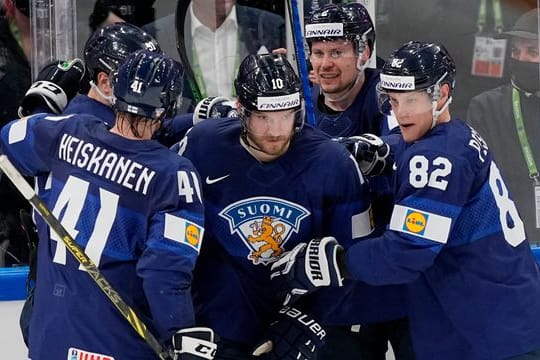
[68,347,115,360]
[305,23,344,38]
[380,74,415,90]
[257,93,300,111]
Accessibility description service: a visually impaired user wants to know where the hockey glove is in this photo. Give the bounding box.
[18,58,86,117]
[337,134,393,176]
[270,237,344,306]
[171,327,217,360]
[193,96,237,125]
[252,306,326,360]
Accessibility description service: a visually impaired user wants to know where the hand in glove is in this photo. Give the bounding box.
[336,134,393,176]
[18,59,86,117]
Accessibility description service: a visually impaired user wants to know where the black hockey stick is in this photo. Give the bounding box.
[175,1,203,103]
[0,155,171,360]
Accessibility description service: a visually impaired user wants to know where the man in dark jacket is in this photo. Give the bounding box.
[468,8,540,244]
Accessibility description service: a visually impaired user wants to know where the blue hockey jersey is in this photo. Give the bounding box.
[345,119,540,359]
[179,118,373,345]
[1,113,204,359]
[312,67,407,325]
[64,94,115,125]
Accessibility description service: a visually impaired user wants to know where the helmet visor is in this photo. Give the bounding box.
[376,83,434,117]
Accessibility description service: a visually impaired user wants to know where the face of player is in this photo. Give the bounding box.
[511,37,540,63]
[246,109,296,159]
[388,91,434,143]
[310,39,360,97]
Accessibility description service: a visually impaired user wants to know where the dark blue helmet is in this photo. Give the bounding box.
[305,3,375,54]
[84,22,161,80]
[113,50,183,119]
[234,53,304,131]
[380,41,456,93]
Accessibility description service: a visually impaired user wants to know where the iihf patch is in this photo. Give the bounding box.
[164,214,205,252]
[220,197,310,265]
[67,347,114,360]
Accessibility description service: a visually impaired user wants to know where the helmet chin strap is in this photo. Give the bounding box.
[431,96,452,129]
[90,80,116,106]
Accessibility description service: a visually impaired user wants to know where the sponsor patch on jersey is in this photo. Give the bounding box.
[390,205,451,244]
[305,23,344,38]
[220,197,310,265]
[67,347,114,360]
[403,210,427,234]
[164,214,205,252]
[379,74,415,91]
[257,93,300,111]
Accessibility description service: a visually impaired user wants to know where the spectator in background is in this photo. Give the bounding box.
[0,0,32,267]
[146,0,286,111]
[468,8,540,244]
[88,0,156,32]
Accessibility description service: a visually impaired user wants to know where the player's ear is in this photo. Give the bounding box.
[97,71,113,95]
[439,83,451,102]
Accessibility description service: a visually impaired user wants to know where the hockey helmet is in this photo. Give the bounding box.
[84,22,161,81]
[113,50,183,119]
[234,53,304,132]
[305,3,375,55]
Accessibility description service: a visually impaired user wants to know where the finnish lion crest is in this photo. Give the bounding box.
[247,216,285,263]
[219,197,310,265]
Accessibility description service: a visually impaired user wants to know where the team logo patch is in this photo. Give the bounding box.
[220,197,310,265]
[68,347,114,360]
[403,210,428,234]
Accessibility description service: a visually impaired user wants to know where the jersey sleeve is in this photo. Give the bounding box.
[324,146,374,248]
[0,113,73,176]
[136,158,205,340]
[345,147,474,285]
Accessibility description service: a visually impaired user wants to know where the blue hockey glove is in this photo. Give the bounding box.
[193,96,237,125]
[252,306,327,360]
[171,327,217,360]
[270,237,344,306]
[336,134,392,176]
[18,58,86,117]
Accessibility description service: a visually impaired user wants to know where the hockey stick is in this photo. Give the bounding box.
[0,155,171,360]
[287,0,316,126]
[175,1,203,103]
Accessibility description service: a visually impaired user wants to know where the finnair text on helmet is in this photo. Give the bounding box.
[257,93,301,111]
[305,23,344,38]
[380,74,416,91]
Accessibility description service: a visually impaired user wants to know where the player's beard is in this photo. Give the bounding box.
[247,133,293,159]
